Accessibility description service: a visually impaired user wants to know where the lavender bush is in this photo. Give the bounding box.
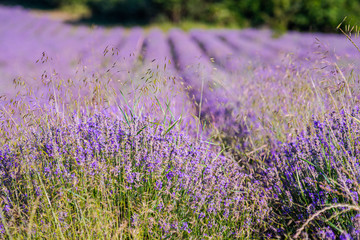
[0,113,269,239]
[262,109,360,238]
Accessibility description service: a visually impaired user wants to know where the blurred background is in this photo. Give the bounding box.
[1,0,360,32]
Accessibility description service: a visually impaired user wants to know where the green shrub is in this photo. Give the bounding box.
[225,0,360,31]
[153,0,226,23]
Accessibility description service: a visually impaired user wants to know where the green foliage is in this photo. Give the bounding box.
[290,0,360,31]
[153,0,227,23]
[11,0,360,31]
[225,0,360,31]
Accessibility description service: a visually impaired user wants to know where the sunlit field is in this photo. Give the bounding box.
[1,5,360,239]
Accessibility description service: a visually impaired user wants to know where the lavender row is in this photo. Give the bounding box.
[168,28,234,124]
[190,29,244,72]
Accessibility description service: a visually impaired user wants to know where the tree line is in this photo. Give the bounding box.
[16,0,360,31]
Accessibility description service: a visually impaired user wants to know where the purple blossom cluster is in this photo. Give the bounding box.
[264,108,360,238]
[0,113,269,238]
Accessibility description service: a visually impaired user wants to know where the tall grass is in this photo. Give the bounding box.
[0,101,268,239]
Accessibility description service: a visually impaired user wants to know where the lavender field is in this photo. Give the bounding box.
[1,4,360,239]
